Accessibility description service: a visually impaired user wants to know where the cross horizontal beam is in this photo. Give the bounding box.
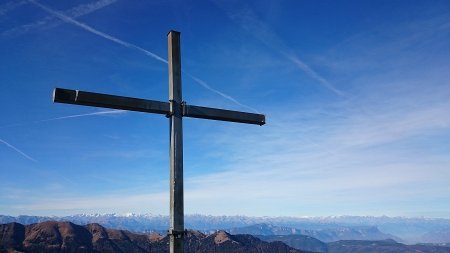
[53,88,170,115]
[183,105,265,125]
[53,88,266,125]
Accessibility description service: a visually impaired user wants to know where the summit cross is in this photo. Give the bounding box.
[52,31,265,253]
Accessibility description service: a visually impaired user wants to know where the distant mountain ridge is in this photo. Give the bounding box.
[227,223,400,242]
[228,223,402,253]
[1,214,450,243]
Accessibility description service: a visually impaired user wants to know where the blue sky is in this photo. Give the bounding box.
[1,0,449,218]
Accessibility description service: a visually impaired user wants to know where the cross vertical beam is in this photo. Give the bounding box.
[168,31,184,253]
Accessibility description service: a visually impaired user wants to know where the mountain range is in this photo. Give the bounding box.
[2,221,450,253]
[1,214,450,244]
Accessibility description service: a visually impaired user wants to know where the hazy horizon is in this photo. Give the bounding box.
[3,213,450,220]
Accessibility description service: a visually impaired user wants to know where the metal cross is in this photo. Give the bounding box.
[52,31,265,253]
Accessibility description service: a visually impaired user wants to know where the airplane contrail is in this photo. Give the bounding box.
[0,138,37,162]
[213,0,344,97]
[35,110,126,123]
[185,73,260,113]
[3,0,118,37]
[0,110,126,129]
[285,54,345,97]
[28,0,167,64]
[0,110,124,162]
[28,0,259,113]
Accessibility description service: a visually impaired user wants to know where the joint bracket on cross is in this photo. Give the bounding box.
[167,100,184,118]
[168,229,187,238]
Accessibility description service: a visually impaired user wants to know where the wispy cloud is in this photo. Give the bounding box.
[28,0,260,113]
[178,30,450,215]
[213,0,344,96]
[179,98,450,215]
[195,8,450,216]
[6,80,450,215]
[0,138,37,162]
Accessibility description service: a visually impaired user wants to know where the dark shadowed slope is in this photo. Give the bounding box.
[257,234,329,253]
[327,239,450,253]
